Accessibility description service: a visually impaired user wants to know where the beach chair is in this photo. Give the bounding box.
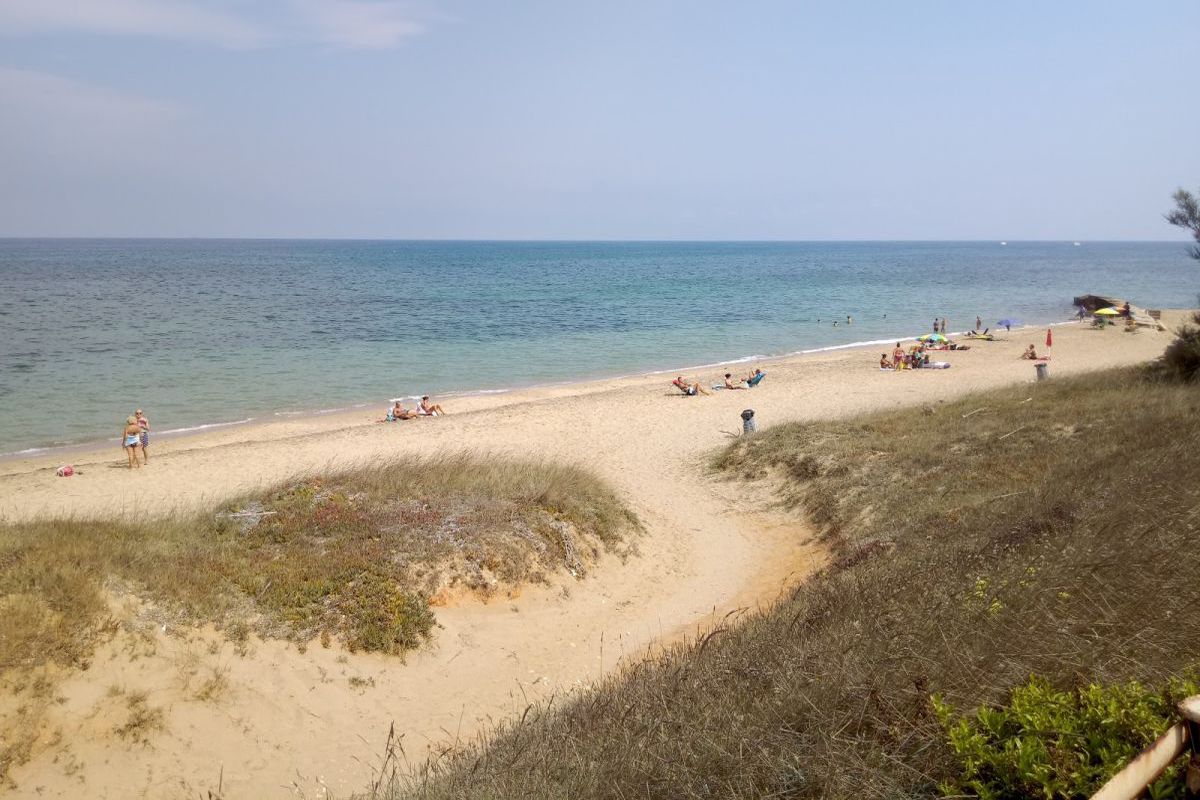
[747,371,766,388]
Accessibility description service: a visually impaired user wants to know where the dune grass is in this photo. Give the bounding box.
[0,454,639,673]
[0,454,638,785]
[370,368,1200,798]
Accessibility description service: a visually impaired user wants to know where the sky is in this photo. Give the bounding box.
[1,1,1198,240]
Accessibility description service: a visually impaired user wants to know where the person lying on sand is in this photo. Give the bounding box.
[417,396,446,416]
[1021,344,1038,360]
[672,377,709,396]
[380,401,418,422]
[880,354,893,370]
[724,372,748,389]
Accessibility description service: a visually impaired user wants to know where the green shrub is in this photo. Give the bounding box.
[934,675,1200,799]
[1157,311,1200,383]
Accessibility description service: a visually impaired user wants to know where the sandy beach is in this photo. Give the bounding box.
[0,315,1184,799]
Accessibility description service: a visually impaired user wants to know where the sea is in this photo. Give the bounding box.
[1,239,1196,457]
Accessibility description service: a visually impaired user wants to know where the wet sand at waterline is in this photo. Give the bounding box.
[1,314,1185,799]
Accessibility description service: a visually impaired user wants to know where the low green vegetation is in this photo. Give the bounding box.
[373,368,1200,799]
[0,454,637,785]
[936,675,1199,799]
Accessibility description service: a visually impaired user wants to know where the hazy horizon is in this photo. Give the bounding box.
[2,1,1198,241]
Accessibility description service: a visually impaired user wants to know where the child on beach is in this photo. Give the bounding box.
[879,354,893,370]
[724,373,747,389]
[1021,344,1038,360]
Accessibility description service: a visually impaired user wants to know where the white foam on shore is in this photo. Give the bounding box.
[158,418,255,436]
[4,447,49,457]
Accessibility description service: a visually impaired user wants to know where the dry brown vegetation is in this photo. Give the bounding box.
[0,454,638,784]
[370,368,1200,799]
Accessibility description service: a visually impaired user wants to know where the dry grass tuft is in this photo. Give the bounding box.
[113,691,165,744]
[368,368,1200,799]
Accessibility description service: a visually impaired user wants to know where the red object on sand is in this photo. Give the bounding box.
[1046,328,1053,348]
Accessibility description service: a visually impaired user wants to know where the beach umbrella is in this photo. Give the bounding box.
[1046,328,1053,348]
[996,318,1022,328]
[1094,307,1119,316]
[917,333,947,342]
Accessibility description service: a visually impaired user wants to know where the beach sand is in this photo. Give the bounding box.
[0,315,1184,798]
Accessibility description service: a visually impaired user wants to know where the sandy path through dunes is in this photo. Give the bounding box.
[0,317,1182,798]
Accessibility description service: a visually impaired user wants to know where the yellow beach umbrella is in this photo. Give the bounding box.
[1094,307,1119,316]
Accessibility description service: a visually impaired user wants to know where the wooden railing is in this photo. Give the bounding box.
[1092,695,1200,799]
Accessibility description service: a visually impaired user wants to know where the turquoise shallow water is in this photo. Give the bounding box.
[0,239,1195,454]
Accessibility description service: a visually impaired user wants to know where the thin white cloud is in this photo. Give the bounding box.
[0,67,186,125]
[0,66,188,173]
[0,0,265,48]
[291,0,424,50]
[0,0,425,50]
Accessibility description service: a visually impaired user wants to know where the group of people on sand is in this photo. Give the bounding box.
[379,395,447,421]
[882,342,931,370]
[120,409,150,469]
[672,368,765,397]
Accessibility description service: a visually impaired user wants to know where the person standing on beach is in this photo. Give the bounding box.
[135,409,150,465]
[939,318,947,334]
[122,416,142,469]
[976,315,982,331]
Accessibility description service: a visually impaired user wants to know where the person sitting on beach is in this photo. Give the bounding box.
[121,415,142,469]
[745,368,766,387]
[380,401,418,422]
[723,372,747,389]
[417,396,446,416]
[879,354,893,370]
[1020,344,1038,360]
[672,377,709,396]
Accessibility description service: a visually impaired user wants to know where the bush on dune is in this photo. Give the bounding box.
[1152,309,1200,383]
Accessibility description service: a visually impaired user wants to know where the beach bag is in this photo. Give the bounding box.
[56,465,75,477]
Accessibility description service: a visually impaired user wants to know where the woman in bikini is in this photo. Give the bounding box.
[122,416,142,469]
[418,396,446,416]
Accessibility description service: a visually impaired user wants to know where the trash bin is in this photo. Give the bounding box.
[740,408,757,434]
[1035,363,1049,381]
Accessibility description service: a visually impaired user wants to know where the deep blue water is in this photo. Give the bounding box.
[0,239,1195,454]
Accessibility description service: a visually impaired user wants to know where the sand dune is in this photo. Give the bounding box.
[0,316,1182,798]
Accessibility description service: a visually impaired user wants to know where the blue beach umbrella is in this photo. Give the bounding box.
[917,333,947,342]
[996,318,1022,329]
